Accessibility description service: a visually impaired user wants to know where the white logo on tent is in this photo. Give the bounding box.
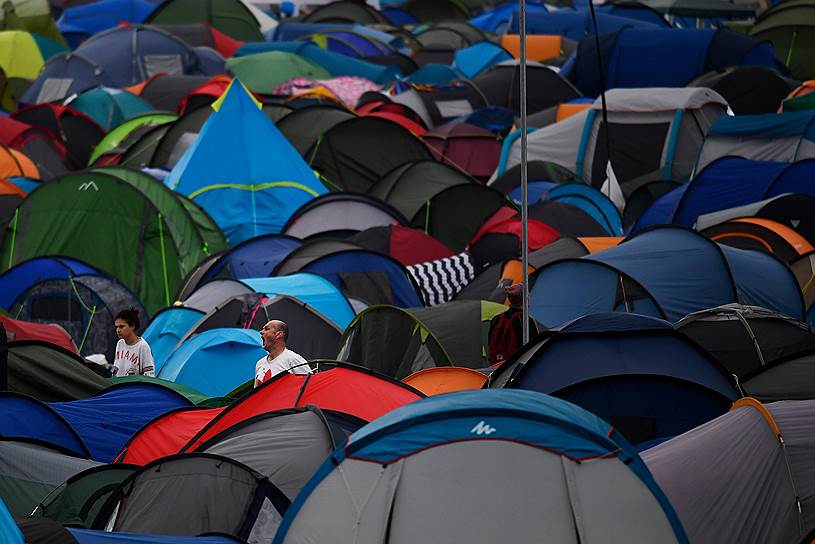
[78,182,99,192]
[470,421,497,435]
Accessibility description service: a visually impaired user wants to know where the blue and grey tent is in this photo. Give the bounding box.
[20,53,116,105]
[141,307,206,368]
[490,313,739,447]
[166,81,328,244]
[695,110,815,172]
[158,328,268,397]
[509,182,623,235]
[273,389,689,543]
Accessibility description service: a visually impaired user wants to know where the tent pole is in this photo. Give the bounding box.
[520,0,530,345]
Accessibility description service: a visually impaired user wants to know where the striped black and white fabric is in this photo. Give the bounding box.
[408,252,476,306]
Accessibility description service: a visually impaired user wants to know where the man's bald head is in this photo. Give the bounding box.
[267,320,289,342]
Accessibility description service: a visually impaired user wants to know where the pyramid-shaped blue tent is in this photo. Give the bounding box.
[166,80,327,244]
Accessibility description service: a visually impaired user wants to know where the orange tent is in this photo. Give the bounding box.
[577,236,623,254]
[500,35,564,62]
[402,367,487,396]
[703,218,813,263]
[0,145,38,179]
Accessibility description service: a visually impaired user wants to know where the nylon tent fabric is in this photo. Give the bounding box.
[93,454,290,542]
[348,225,455,266]
[524,183,623,236]
[65,87,153,132]
[227,52,331,94]
[750,0,815,80]
[0,30,67,110]
[274,105,356,156]
[0,315,75,353]
[676,304,815,378]
[472,61,581,116]
[181,279,255,313]
[13,104,104,170]
[7,341,110,403]
[307,116,433,193]
[282,193,406,240]
[0,497,22,544]
[490,312,739,446]
[196,406,365,500]
[301,1,389,24]
[242,274,356,329]
[69,530,240,543]
[182,365,424,452]
[151,23,245,60]
[273,389,688,544]
[423,121,503,182]
[642,399,815,544]
[157,328,267,397]
[130,74,212,113]
[141,307,205,368]
[0,392,91,457]
[192,235,303,288]
[703,218,814,263]
[687,66,798,115]
[0,116,68,179]
[402,366,487,395]
[110,376,210,406]
[56,0,156,46]
[526,199,609,238]
[490,160,582,195]
[145,0,263,42]
[741,349,815,401]
[165,80,328,244]
[19,53,115,110]
[32,465,138,529]
[89,113,178,166]
[0,440,100,518]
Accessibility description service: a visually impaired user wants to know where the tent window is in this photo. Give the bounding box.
[37,78,73,103]
[435,100,474,118]
[30,295,84,322]
[590,122,670,185]
[143,55,184,77]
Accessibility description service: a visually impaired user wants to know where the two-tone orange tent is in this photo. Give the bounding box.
[702,217,814,263]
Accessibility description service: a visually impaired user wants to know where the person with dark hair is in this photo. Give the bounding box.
[254,319,310,387]
[113,308,155,377]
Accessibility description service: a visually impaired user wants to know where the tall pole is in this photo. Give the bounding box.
[519,0,530,344]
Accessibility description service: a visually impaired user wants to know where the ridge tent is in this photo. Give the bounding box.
[701,217,814,263]
[275,104,355,156]
[145,0,264,42]
[195,406,366,500]
[473,61,581,116]
[92,453,290,541]
[0,439,100,517]
[181,363,424,451]
[348,225,454,266]
[687,66,798,115]
[695,111,815,171]
[165,81,328,244]
[570,28,781,97]
[157,328,268,396]
[141,307,206,369]
[677,304,815,378]
[6,341,110,402]
[750,0,815,79]
[500,87,728,189]
[307,116,433,193]
[273,390,688,544]
[337,300,509,378]
[0,255,146,361]
[642,398,815,544]
[489,312,739,446]
[282,193,406,240]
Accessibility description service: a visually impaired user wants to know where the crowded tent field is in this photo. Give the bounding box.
[3,0,815,542]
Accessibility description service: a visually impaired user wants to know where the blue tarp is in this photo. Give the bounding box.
[200,235,303,284]
[244,274,355,329]
[166,81,327,244]
[0,498,22,544]
[299,250,424,307]
[142,307,205,370]
[0,394,89,457]
[50,384,191,462]
[70,529,238,544]
[0,256,100,309]
[274,389,689,543]
[158,328,267,397]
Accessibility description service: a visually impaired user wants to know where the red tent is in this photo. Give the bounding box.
[470,206,560,250]
[424,122,503,183]
[351,225,454,266]
[182,365,424,452]
[1,315,76,353]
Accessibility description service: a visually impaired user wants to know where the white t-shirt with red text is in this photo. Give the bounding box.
[254,348,311,387]
[113,338,155,377]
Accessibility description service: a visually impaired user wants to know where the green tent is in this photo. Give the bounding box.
[227,51,332,94]
[31,464,136,528]
[145,0,264,42]
[337,300,508,379]
[0,0,66,46]
[89,112,178,165]
[7,341,110,402]
[0,169,227,313]
[750,0,815,79]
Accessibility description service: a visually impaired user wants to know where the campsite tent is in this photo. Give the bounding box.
[687,66,798,115]
[750,0,815,79]
[348,225,454,266]
[144,0,265,41]
[740,349,815,401]
[701,218,814,263]
[273,390,688,544]
[0,315,75,353]
[282,193,406,240]
[489,313,739,446]
[473,61,581,116]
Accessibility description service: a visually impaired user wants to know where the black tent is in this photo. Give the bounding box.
[490,160,581,195]
[473,61,581,116]
[301,0,390,24]
[13,105,104,169]
[275,105,356,156]
[687,66,798,115]
[527,200,608,237]
[741,348,815,402]
[282,193,406,241]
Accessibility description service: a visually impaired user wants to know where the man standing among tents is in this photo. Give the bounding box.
[254,320,311,387]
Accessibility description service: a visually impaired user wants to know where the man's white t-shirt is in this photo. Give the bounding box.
[254,348,311,387]
[113,338,155,377]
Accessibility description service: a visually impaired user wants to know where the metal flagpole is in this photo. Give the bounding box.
[519,0,530,344]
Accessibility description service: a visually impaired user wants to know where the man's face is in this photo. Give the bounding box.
[260,321,282,350]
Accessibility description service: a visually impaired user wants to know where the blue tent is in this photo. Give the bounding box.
[70,529,239,544]
[49,383,192,462]
[20,53,114,107]
[57,0,157,48]
[67,86,154,131]
[0,498,22,544]
[0,393,90,457]
[406,64,463,85]
[570,28,780,96]
[297,249,425,307]
[157,328,267,397]
[495,313,738,447]
[200,235,303,284]
[142,307,206,368]
[543,183,623,235]
[235,41,401,83]
[595,3,671,27]
[317,30,393,58]
[519,10,659,40]
[274,389,688,543]
[243,274,356,329]
[468,2,550,33]
[0,256,99,309]
[453,41,512,79]
[166,81,327,244]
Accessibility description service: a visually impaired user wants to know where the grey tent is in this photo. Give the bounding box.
[642,398,815,544]
[282,193,406,240]
[195,406,365,500]
[676,304,815,378]
[0,439,100,517]
[500,87,728,188]
[741,349,815,402]
[181,279,255,312]
[94,453,289,543]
